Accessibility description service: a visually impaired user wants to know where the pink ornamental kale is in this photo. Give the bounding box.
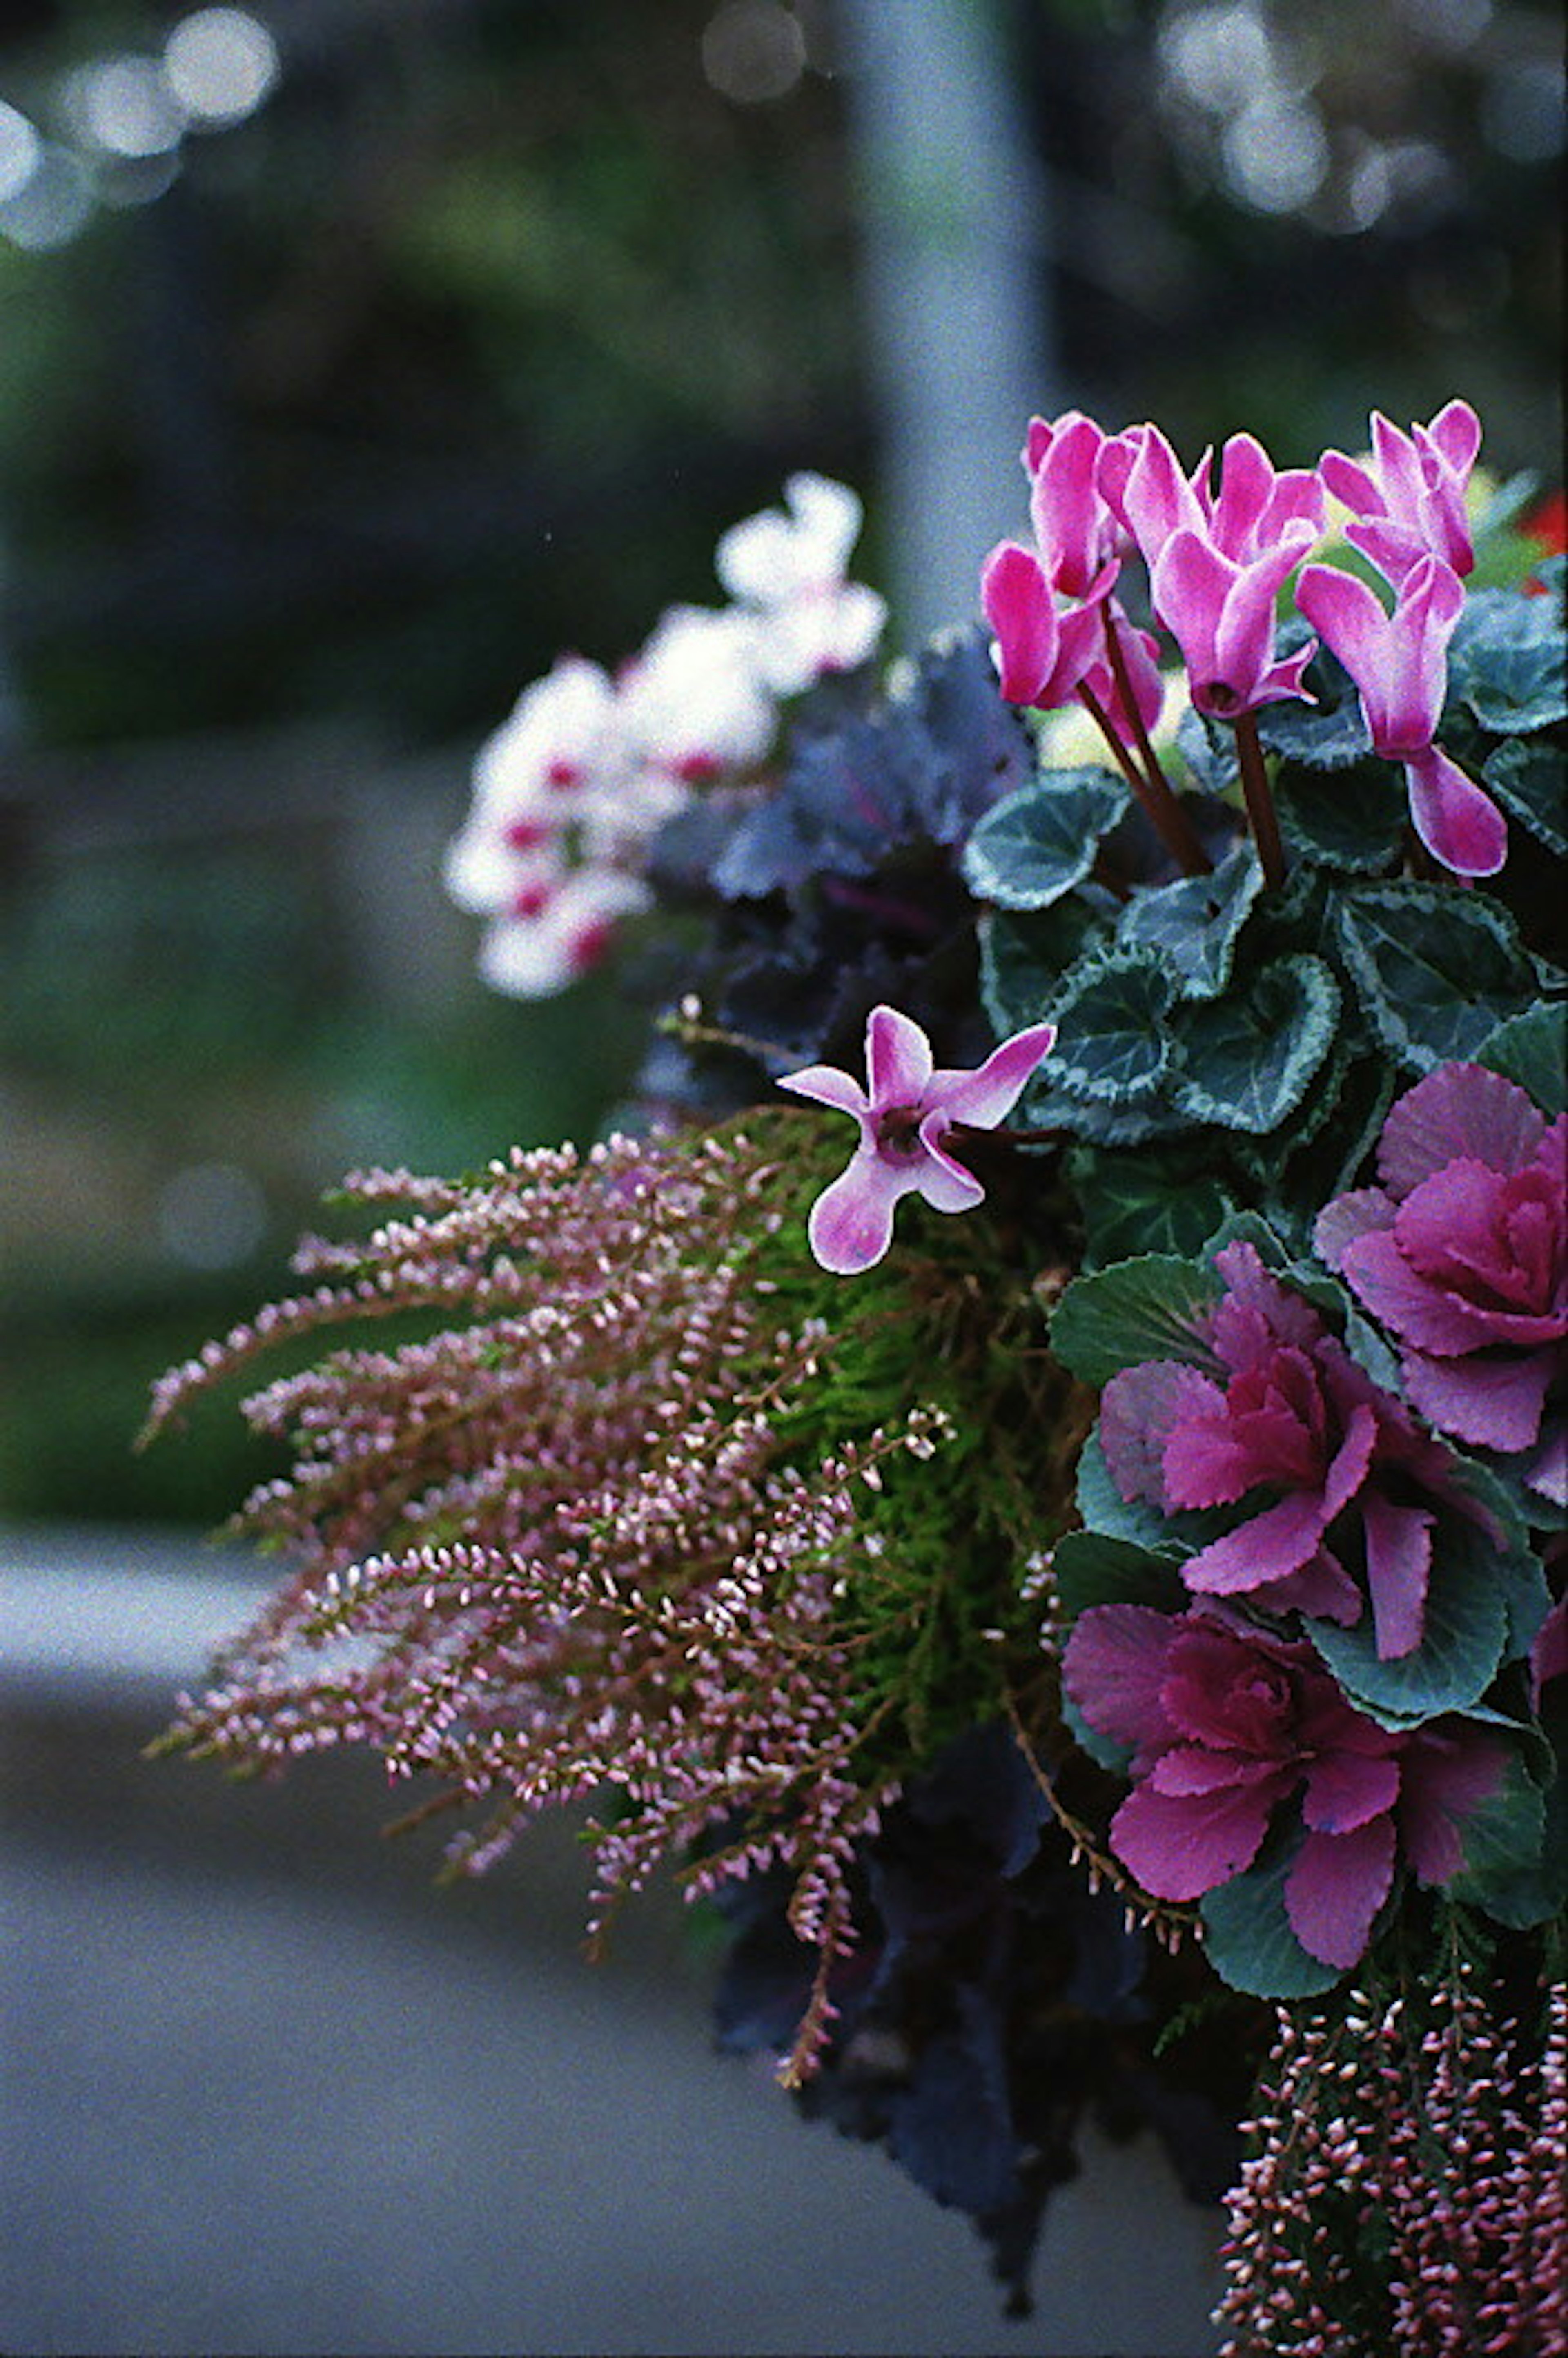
[1061,1602,1504,1968]
[1098,1241,1474,1658]
[778,1005,1056,1275]
[1316,1061,1567,1504]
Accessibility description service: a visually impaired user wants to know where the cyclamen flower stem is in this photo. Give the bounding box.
[1231,708,1286,890]
[1101,606,1212,877]
[1078,680,1210,879]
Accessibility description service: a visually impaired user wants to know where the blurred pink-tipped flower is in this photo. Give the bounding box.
[619,604,779,783]
[1099,1241,1480,1659]
[475,863,652,998]
[1316,1061,1566,1502]
[1295,553,1507,874]
[1022,410,1129,600]
[715,472,886,694]
[1104,426,1324,718]
[778,1004,1056,1275]
[1061,1602,1504,1967]
[1319,399,1481,589]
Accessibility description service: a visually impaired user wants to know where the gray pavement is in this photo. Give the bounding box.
[2,1529,1226,2356]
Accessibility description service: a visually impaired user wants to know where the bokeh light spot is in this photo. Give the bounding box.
[0,100,42,205]
[1481,60,1566,164]
[1221,96,1329,213]
[62,55,184,159]
[701,0,806,105]
[0,143,93,249]
[164,8,281,130]
[156,1162,268,1271]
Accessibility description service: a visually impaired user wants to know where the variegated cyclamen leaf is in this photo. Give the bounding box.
[1336,883,1544,1075]
[1114,842,1263,1001]
[962,767,1129,910]
[1168,954,1340,1134]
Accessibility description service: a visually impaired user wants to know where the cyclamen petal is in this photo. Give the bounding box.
[929,1021,1058,1128]
[1402,745,1508,877]
[868,1004,934,1104]
[780,1005,1055,1274]
[806,1154,913,1276]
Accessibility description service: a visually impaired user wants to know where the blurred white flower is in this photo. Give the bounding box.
[716,472,886,692]
[477,867,653,998]
[471,655,627,815]
[618,604,777,780]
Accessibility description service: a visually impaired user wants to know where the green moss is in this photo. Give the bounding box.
[716,1107,1090,1788]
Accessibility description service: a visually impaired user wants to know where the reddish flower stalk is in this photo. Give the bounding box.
[1231,707,1286,889]
[1100,603,1212,877]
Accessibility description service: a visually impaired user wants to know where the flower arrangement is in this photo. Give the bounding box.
[146,408,1566,2349]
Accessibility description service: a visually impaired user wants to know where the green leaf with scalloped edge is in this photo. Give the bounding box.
[1052,1254,1223,1387]
[1336,883,1540,1074]
[962,767,1129,910]
[1199,1828,1348,2000]
[1168,953,1340,1134]
[1448,586,1568,733]
[1274,759,1407,872]
[1255,640,1373,771]
[1305,1516,1511,1728]
[1114,842,1263,1001]
[1176,705,1239,796]
[978,903,1108,1040]
[1474,1001,1568,1117]
[1481,735,1568,857]
[1051,1529,1186,1623]
[1043,947,1177,1103]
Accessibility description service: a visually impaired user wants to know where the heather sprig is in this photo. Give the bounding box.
[151,1109,1081,2082]
[1216,1925,1567,2357]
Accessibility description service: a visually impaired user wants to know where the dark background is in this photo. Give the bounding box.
[0,0,1561,1514]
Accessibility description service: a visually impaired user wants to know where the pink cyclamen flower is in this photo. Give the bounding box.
[1105,426,1324,718]
[1294,553,1507,875]
[1319,399,1481,589]
[1062,1602,1504,1968]
[1317,1062,1566,1502]
[981,539,1109,710]
[1107,423,1325,574]
[1099,1241,1480,1659]
[1022,409,1129,600]
[777,1005,1056,1275]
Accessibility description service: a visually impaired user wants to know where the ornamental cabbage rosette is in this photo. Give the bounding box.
[1316,1060,1566,1509]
